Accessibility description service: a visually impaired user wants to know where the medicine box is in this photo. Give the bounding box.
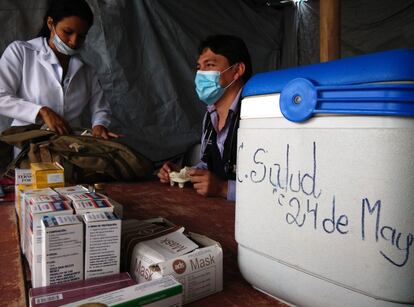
[73,198,113,215]
[27,197,73,288]
[53,185,89,196]
[20,187,58,254]
[236,49,414,306]
[14,168,32,217]
[31,162,64,189]
[29,272,136,307]
[62,275,182,307]
[65,192,107,202]
[41,215,84,287]
[82,212,121,279]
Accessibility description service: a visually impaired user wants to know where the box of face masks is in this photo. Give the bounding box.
[130,227,223,304]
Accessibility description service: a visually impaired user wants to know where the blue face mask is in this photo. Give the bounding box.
[52,27,78,56]
[195,65,236,105]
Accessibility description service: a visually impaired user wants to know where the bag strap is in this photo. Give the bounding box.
[0,125,56,148]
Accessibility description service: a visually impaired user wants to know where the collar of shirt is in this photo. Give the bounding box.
[40,37,84,86]
[207,88,242,115]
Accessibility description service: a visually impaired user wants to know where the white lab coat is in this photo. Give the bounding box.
[0,37,111,128]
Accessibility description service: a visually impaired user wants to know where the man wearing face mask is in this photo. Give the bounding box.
[158,35,252,201]
[0,0,116,139]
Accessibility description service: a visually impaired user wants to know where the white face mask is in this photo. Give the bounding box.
[52,26,78,56]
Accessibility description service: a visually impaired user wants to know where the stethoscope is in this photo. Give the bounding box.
[201,108,240,176]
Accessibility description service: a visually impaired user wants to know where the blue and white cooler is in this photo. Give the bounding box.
[236,49,414,306]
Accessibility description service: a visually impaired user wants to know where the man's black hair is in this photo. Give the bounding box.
[198,34,252,83]
[37,0,94,38]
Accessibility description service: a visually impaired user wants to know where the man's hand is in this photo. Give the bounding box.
[188,168,227,198]
[92,125,120,139]
[38,106,72,135]
[157,162,180,183]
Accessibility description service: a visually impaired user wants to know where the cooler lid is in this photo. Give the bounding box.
[242,49,414,122]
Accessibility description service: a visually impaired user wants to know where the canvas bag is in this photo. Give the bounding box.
[0,125,153,183]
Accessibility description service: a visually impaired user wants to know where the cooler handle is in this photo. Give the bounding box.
[279,78,414,122]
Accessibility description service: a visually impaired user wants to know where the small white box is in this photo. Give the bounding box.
[65,192,107,202]
[53,185,89,196]
[41,215,84,286]
[20,188,58,255]
[28,200,73,288]
[14,168,32,216]
[61,275,182,307]
[73,198,113,215]
[82,212,121,279]
[130,228,223,304]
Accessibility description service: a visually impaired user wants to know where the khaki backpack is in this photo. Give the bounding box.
[0,125,153,183]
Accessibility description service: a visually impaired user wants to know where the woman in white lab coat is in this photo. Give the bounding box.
[0,0,116,139]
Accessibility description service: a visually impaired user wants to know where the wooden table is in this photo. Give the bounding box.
[0,201,26,307]
[0,180,286,306]
[106,180,286,307]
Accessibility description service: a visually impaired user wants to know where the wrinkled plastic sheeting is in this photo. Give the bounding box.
[1,0,414,163]
[82,0,283,162]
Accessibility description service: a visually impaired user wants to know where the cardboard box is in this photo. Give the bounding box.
[27,199,73,288]
[41,215,84,286]
[29,272,136,307]
[31,162,64,189]
[82,212,121,279]
[109,197,124,219]
[65,192,107,202]
[62,275,182,307]
[20,187,59,254]
[53,185,89,196]
[121,218,179,272]
[130,228,223,304]
[14,168,32,216]
[73,199,114,215]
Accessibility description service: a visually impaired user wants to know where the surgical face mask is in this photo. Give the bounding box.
[195,65,236,105]
[52,27,78,56]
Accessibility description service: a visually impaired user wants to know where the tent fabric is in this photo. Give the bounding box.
[82,0,283,162]
[0,0,413,162]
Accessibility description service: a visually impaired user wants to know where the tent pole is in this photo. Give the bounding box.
[320,0,340,62]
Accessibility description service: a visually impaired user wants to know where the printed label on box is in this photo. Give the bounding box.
[15,168,32,185]
[34,293,63,305]
[42,215,84,286]
[47,173,64,184]
[83,212,121,279]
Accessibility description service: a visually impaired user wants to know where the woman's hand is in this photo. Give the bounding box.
[38,106,72,135]
[92,125,120,139]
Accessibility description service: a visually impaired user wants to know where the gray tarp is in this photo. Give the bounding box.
[1,0,413,163]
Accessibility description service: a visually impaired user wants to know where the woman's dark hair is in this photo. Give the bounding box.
[37,0,94,38]
[198,34,253,83]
